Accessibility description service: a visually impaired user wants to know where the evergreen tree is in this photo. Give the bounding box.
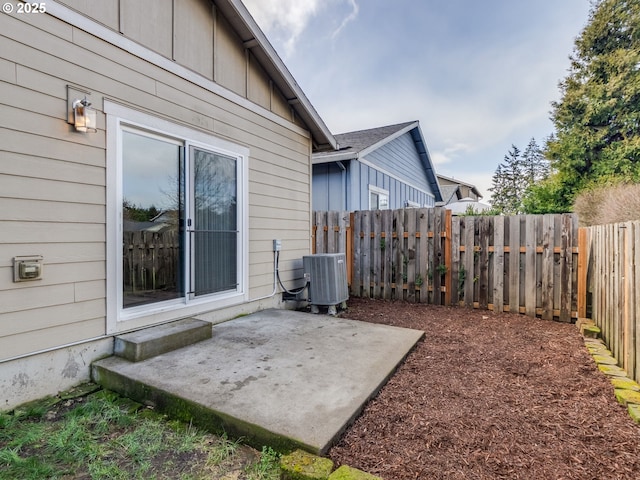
[490,139,551,214]
[489,145,525,214]
[522,137,549,185]
[532,0,640,212]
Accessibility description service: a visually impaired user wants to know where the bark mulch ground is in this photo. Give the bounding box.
[329,297,640,480]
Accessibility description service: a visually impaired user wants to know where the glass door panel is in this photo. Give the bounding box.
[191,147,238,297]
[122,130,184,308]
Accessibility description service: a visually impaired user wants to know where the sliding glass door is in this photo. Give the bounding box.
[190,147,238,297]
[121,129,240,312]
[122,129,184,308]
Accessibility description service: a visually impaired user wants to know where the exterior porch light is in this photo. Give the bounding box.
[72,97,97,133]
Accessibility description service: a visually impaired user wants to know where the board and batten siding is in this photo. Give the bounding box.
[0,1,313,362]
[313,160,436,212]
[364,131,432,194]
[312,162,346,212]
[352,162,435,211]
[57,0,297,122]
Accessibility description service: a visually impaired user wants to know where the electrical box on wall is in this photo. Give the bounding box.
[13,256,43,282]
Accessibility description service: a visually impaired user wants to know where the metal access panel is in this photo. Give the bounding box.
[303,253,349,306]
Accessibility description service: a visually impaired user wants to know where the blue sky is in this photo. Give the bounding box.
[242,0,592,202]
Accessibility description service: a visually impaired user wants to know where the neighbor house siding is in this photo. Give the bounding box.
[0,2,312,361]
[364,132,431,194]
[312,162,345,212]
[351,163,434,211]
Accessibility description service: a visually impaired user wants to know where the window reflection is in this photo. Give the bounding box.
[122,130,184,308]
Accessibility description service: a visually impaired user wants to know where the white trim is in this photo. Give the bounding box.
[46,1,311,139]
[358,122,419,158]
[105,101,249,334]
[368,184,389,210]
[360,157,436,199]
[104,101,248,156]
[368,185,389,196]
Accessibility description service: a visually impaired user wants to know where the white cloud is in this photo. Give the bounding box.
[243,0,359,57]
[331,0,359,39]
[430,143,472,166]
[243,0,321,57]
[243,0,589,203]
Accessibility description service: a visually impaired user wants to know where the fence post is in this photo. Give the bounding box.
[577,227,588,318]
[444,209,452,306]
[312,224,317,254]
[347,212,354,287]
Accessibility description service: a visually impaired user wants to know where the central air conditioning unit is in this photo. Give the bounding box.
[303,253,349,315]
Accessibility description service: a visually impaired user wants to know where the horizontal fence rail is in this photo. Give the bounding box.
[585,221,640,383]
[452,213,579,321]
[312,208,580,321]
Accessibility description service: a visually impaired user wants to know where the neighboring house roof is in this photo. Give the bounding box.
[447,198,492,214]
[313,121,442,202]
[218,0,336,151]
[438,185,462,205]
[123,220,172,233]
[313,121,417,163]
[436,174,483,199]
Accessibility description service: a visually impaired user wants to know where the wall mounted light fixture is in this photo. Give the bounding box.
[72,97,97,133]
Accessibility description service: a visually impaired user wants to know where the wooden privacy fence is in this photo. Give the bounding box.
[584,221,640,382]
[123,230,180,293]
[313,208,581,321]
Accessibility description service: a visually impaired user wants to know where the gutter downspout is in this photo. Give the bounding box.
[337,161,347,211]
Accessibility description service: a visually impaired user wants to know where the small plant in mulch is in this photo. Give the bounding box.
[0,386,280,480]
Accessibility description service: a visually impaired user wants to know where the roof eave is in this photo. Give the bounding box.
[215,0,337,151]
[410,125,443,203]
[358,121,419,158]
[312,152,356,164]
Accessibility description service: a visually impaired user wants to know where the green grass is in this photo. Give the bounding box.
[0,386,281,480]
[244,446,281,480]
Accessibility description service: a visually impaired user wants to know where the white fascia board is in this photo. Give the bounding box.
[46,0,312,140]
[312,152,356,164]
[412,122,441,196]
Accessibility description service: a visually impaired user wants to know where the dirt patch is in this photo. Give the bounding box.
[330,298,640,480]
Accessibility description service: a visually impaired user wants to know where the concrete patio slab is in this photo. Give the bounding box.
[92,309,424,454]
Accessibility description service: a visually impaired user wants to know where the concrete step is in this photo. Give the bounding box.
[114,318,212,362]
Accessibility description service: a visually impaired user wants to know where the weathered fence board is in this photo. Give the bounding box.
[508,216,521,314]
[586,221,640,384]
[493,215,505,312]
[122,230,180,295]
[463,216,474,308]
[313,209,579,321]
[418,210,429,303]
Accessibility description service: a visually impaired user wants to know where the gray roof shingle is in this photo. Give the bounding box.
[313,121,417,160]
